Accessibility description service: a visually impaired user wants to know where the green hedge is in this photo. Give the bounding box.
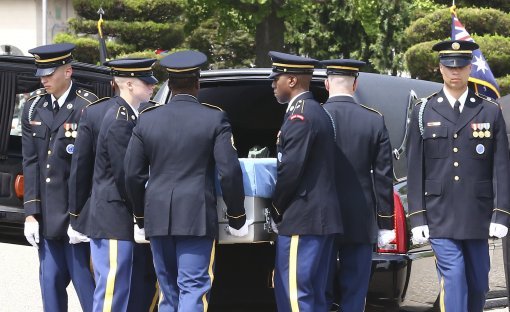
[497,75,510,97]
[405,8,510,47]
[72,0,185,23]
[404,41,440,81]
[69,18,185,51]
[405,35,510,81]
[53,33,135,65]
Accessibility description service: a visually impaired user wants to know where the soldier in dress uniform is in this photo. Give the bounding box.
[321,59,395,312]
[267,51,343,311]
[407,40,510,312]
[68,66,159,311]
[21,43,97,312]
[86,58,158,312]
[124,50,249,311]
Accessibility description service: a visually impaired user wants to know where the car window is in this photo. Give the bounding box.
[9,93,28,137]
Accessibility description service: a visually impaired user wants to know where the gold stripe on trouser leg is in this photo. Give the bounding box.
[90,255,95,282]
[158,290,164,306]
[440,276,445,312]
[149,281,160,312]
[202,240,216,312]
[103,239,118,312]
[289,235,300,312]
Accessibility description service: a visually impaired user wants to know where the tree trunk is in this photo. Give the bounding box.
[254,1,285,67]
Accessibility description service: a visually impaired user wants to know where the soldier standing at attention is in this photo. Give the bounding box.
[267,51,343,311]
[124,50,248,311]
[321,59,395,312]
[68,61,159,311]
[87,58,158,312]
[21,43,97,311]
[407,40,510,311]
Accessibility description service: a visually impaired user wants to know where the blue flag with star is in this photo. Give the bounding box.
[451,6,500,99]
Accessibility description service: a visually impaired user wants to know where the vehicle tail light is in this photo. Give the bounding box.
[377,191,407,254]
[14,174,24,199]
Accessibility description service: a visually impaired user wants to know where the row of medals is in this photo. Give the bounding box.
[472,123,490,138]
[64,123,78,138]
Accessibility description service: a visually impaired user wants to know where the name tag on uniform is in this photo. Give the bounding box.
[29,121,41,125]
[427,121,441,126]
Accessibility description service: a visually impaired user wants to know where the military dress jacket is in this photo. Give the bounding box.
[323,95,394,243]
[88,97,138,240]
[124,94,246,239]
[270,91,343,236]
[407,89,510,239]
[21,85,98,239]
[68,99,159,234]
[68,97,114,233]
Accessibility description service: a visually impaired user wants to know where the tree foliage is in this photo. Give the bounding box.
[53,33,134,65]
[185,19,255,69]
[433,0,510,12]
[405,7,510,47]
[72,0,185,22]
[186,0,312,66]
[68,18,185,51]
[496,75,510,96]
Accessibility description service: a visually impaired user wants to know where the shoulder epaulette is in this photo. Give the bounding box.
[360,104,382,116]
[289,99,306,114]
[140,104,163,114]
[115,106,129,120]
[27,88,47,101]
[201,103,223,111]
[475,93,499,106]
[414,91,438,106]
[86,97,110,108]
[76,89,99,103]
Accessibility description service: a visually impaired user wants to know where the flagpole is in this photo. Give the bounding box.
[97,7,108,65]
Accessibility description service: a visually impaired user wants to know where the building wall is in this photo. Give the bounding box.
[0,0,75,56]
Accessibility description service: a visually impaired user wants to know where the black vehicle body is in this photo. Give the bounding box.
[0,57,503,311]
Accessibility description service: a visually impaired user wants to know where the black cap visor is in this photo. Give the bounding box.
[268,71,281,79]
[139,75,158,85]
[35,67,57,77]
[440,56,472,68]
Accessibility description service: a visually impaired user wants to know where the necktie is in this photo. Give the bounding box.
[453,100,461,118]
[53,100,59,116]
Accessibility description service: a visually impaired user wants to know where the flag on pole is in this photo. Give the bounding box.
[451,5,500,99]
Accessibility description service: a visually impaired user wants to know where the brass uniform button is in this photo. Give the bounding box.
[454,176,460,181]
[45,178,51,183]
[454,162,459,167]
[453,133,458,139]
[48,150,52,155]
[453,147,458,153]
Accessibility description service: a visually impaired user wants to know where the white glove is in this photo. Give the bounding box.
[377,229,396,248]
[489,223,508,238]
[67,225,90,244]
[24,221,40,249]
[134,224,149,244]
[270,218,279,234]
[227,219,253,237]
[411,225,430,245]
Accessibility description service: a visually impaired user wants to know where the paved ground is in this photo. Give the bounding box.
[0,241,508,311]
[0,242,81,311]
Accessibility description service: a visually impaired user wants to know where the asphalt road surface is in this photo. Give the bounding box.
[0,239,508,312]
